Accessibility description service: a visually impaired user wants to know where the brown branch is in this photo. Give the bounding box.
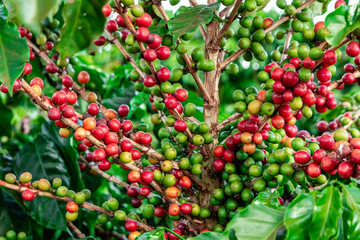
[78,156,130,189]
[281,29,294,61]
[0,180,154,231]
[105,29,146,79]
[212,0,242,47]
[152,0,211,102]
[219,4,235,18]
[67,221,86,239]
[344,109,360,130]
[219,0,317,69]
[214,112,242,132]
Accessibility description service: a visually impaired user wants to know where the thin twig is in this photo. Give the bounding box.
[212,0,242,47]
[67,221,86,239]
[214,112,242,132]
[281,29,294,61]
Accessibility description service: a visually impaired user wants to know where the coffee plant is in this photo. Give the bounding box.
[1,0,360,239]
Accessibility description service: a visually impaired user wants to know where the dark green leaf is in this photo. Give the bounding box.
[168,3,219,40]
[13,134,70,230]
[148,19,167,34]
[284,193,314,240]
[254,187,284,209]
[325,5,360,46]
[41,122,84,191]
[0,21,29,95]
[56,0,107,57]
[136,228,165,240]
[221,204,285,240]
[0,3,8,24]
[309,185,343,240]
[102,87,135,111]
[341,186,360,240]
[187,231,222,240]
[0,95,14,137]
[4,0,61,36]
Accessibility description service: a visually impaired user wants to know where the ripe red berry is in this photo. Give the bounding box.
[94,35,106,46]
[164,96,178,110]
[140,170,154,185]
[136,13,152,28]
[294,150,311,164]
[303,57,315,69]
[78,71,90,84]
[23,63,32,75]
[337,161,354,179]
[88,103,99,116]
[316,68,331,82]
[135,27,150,42]
[314,21,325,33]
[106,20,118,32]
[180,203,192,214]
[335,0,346,8]
[144,49,157,62]
[346,41,360,57]
[157,67,171,82]
[102,4,112,17]
[22,190,35,201]
[93,148,106,162]
[105,143,119,156]
[147,34,162,49]
[174,120,187,132]
[313,149,326,164]
[306,163,321,178]
[66,202,79,213]
[316,120,328,132]
[46,63,59,74]
[144,76,156,87]
[122,120,133,132]
[118,104,130,117]
[62,105,75,118]
[323,50,337,65]
[141,133,152,145]
[270,67,284,81]
[156,46,171,60]
[342,73,356,85]
[283,71,299,87]
[52,91,66,105]
[125,220,138,232]
[319,134,335,150]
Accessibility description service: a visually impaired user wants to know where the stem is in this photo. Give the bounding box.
[105,29,146,79]
[212,0,242,47]
[281,29,294,61]
[152,0,211,102]
[214,112,243,132]
[67,221,86,239]
[343,109,360,130]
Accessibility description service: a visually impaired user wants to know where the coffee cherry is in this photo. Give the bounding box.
[78,71,90,84]
[156,46,171,60]
[144,49,157,62]
[125,220,138,232]
[118,104,130,117]
[306,163,321,178]
[66,211,78,221]
[46,63,59,74]
[337,161,354,179]
[319,134,334,150]
[22,190,35,201]
[66,202,79,213]
[346,41,360,57]
[136,13,152,28]
[135,27,150,42]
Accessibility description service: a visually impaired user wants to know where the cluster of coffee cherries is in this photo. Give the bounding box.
[3,172,91,222]
[0,230,27,240]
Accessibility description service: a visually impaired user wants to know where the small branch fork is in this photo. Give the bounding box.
[0,179,154,231]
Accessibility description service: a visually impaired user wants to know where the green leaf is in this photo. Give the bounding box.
[187,231,223,240]
[309,185,343,240]
[56,0,107,57]
[0,21,29,95]
[284,193,314,240]
[308,0,331,17]
[341,186,360,240]
[0,95,14,137]
[253,187,284,209]
[13,134,71,230]
[221,204,285,240]
[4,0,61,36]
[148,19,167,34]
[0,3,8,25]
[168,3,220,40]
[136,228,165,240]
[41,122,84,191]
[325,5,360,46]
